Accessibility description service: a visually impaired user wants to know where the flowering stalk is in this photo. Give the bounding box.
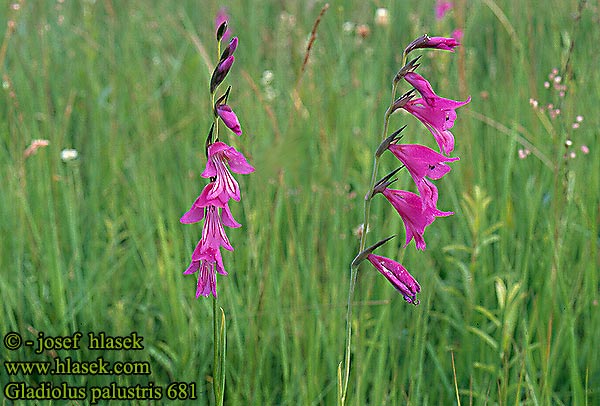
[180,15,253,406]
[338,34,468,405]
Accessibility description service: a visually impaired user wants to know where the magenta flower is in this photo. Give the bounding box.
[435,1,453,20]
[424,36,460,51]
[388,143,458,203]
[216,103,242,135]
[201,141,254,201]
[184,246,227,298]
[402,99,456,155]
[367,254,421,304]
[215,8,232,43]
[180,183,231,224]
[401,72,470,155]
[381,188,452,250]
[404,72,470,112]
[404,35,460,55]
[201,205,238,251]
[388,143,458,180]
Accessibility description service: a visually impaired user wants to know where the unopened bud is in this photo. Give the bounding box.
[219,37,238,61]
[403,34,430,56]
[216,21,228,42]
[210,55,234,94]
[404,34,460,55]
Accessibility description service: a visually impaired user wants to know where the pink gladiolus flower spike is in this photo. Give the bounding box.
[202,141,254,201]
[367,254,421,304]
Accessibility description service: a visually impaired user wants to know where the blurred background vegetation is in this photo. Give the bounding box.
[1,0,598,404]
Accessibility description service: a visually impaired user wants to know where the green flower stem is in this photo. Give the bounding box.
[212,293,221,405]
[211,39,225,406]
[338,80,399,406]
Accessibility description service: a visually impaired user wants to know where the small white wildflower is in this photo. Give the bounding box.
[61,149,78,162]
[261,70,274,86]
[342,21,355,33]
[374,8,389,26]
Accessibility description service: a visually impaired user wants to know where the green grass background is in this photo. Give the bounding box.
[1,0,598,404]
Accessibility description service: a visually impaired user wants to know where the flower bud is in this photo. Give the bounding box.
[216,21,228,42]
[219,37,238,61]
[403,34,460,56]
[210,55,235,94]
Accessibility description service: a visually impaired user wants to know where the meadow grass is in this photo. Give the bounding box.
[1,0,598,404]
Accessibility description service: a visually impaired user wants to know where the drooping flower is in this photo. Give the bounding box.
[367,254,421,304]
[388,143,459,180]
[184,246,227,298]
[388,143,458,204]
[215,103,242,135]
[180,182,231,223]
[200,205,238,251]
[380,188,452,250]
[435,1,453,20]
[202,141,254,201]
[404,72,470,112]
[401,72,470,155]
[402,99,456,155]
